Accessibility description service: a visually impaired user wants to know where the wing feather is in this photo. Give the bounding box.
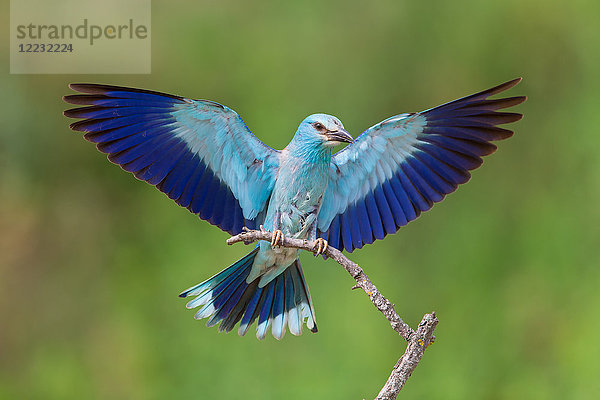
[64,84,279,234]
[318,78,526,252]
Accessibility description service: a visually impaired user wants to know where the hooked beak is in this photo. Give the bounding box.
[326,128,353,144]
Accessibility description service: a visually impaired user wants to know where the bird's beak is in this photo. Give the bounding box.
[326,128,354,144]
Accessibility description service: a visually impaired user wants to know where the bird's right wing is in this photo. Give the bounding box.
[64,84,280,234]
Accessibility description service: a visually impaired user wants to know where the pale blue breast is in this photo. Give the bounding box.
[248,148,332,287]
[265,151,329,239]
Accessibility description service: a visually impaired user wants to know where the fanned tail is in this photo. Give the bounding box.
[180,250,317,340]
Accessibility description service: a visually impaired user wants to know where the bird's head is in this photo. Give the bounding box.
[294,114,354,148]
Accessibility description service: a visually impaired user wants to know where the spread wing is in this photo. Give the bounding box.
[317,78,526,252]
[64,84,280,235]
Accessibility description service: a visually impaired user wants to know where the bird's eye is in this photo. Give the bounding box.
[313,122,325,131]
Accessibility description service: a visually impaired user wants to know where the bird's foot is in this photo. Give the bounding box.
[312,238,328,256]
[271,230,285,248]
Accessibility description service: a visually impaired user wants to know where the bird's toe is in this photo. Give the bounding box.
[271,230,284,248]
[312,238,328,256]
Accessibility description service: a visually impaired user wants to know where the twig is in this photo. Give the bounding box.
[375,312,437,399]
[227,228,438,399]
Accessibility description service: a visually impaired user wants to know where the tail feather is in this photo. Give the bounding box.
[179,249,256,298]
[220,280,259,333]
[206,276,248,328]
[186,262,249,314]
[271,277,286,339]
[284,271,302,336]
[256,280,276,339]
[293,259,318,333]
[180,250,317,340]
[237,285,264,336]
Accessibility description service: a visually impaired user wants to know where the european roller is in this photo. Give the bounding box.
[64,78,525,340]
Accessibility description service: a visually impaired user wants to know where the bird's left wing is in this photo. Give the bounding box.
[317,78,526,252]
[64,84,279,235]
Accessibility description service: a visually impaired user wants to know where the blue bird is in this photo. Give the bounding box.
[64,78,525,339]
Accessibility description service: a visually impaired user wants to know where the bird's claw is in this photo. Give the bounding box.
[271,230,285,248]
[312,238,328,256]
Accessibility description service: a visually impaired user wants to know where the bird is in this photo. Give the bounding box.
[63,78,525,340]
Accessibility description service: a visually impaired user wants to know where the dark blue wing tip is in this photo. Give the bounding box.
[479,77,524,99]
[63,83,187,116]
[67,83,185,101]
[496,77,522,90]
[63,94,108,106]
[469,77,527,108]
[424,77,526,119]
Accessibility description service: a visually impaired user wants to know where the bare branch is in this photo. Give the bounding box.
[375,312,438,399]
[227,228,438,400]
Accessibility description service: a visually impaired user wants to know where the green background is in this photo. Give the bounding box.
[1,0,599,399]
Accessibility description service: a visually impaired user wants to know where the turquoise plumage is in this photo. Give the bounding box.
[64,78,525,339]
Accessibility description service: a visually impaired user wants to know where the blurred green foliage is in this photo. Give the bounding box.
[1,0,599,399]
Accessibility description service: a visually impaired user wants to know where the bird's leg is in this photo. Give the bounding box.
[308,219,328,256]
[270,212,284,248]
